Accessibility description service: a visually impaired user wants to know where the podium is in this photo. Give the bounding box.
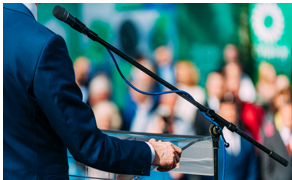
[68,130,213,180]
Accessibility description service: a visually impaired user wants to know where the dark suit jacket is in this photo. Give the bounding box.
[194,102,212,136]
[261,129,292,180]
[218,135,258,180]
[3,3,151,180]
[203,134,258,180]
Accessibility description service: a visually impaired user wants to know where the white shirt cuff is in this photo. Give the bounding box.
[145,142,155,164]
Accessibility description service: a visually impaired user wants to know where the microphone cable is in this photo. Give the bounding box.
[106,48,226,180]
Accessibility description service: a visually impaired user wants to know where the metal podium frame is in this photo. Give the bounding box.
[68,130,214,180]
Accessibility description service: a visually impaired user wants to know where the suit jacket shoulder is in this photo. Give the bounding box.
[4,3,152,179]
[261,129,292,180]
[4,3,56,53]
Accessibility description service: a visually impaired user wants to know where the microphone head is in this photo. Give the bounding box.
[53,5,69,21]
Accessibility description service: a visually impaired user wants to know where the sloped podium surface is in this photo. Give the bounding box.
[68,130,213,179]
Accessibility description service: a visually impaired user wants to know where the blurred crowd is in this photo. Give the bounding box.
[70,44,291,180]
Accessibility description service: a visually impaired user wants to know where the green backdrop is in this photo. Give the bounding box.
[37,3,291,109]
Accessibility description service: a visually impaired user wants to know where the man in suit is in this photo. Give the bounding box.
[217,100,258,180]
[3,3,182,180]
[261,102,292,180]
[194,72,224,136]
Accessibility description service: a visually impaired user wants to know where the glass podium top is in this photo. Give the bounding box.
[68,130,213,179]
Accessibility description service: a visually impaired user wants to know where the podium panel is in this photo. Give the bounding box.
[68,130,213,179]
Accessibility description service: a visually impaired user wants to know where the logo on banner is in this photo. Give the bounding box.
[251,3,284,43]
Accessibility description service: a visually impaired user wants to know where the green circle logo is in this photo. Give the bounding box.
[251,3,284,43]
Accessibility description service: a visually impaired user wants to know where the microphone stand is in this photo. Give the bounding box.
[210,124,222,180]
[55,12,289,179]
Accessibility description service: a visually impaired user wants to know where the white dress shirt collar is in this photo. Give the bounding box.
[223,127,241,156]
[23,3,37,20]
[207,95,220,112]
[279,125,292,147]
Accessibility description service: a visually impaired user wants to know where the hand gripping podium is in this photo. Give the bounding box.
[68,130,213,180]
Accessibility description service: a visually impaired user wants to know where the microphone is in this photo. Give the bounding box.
[53,5,88,34]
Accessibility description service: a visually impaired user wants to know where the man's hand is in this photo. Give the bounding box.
[148,139,182,172]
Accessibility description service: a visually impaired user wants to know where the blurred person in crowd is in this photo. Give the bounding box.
[270,76,291,131]
[129,81,156,132]
[256,61,278,110]
[87,73,123,130]
[74,56,91,103]
[263,87,292,137]
[174,61,205,135]
[154,46,176,89]
[205,72,226,112]
[92,101,122,130]
[223,44,257,103]
[240,102,265,143]
[88,101,123,178]
[259,68,290,143]
[272,74,291,114]
[276,75,290,93]
[223,62,264,142]
[217,100,258,180]
[223,44,240,64]
[147,91,196,136]
[88,73,111,107]
[223,61,256,103]
[145,93,188,180]
[194,72,225,136]
[131,58,156,91]
[223,62,241,102]
[124,58,158,132]
[146,93,177,134]
[273,88,292,130]
[261,102,292,180]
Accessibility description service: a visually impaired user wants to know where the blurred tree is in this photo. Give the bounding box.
[149,15,169,51]
[38,3,80,62]
[238,3,256,83]
[119,20,139,57]
[86,20,112,67]
[176,3,241,87]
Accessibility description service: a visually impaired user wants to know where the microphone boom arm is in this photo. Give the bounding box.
[53,5,289,167]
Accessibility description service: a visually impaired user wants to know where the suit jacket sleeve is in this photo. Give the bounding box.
[33,34,152,175]
[246,145,258,180]
[261,138,276,180]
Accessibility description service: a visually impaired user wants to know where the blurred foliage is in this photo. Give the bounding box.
[86,20,112,66]
[38,3,80,61]
[177,3,241,86]
[238,4,256,83]
[149,15,169,51]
